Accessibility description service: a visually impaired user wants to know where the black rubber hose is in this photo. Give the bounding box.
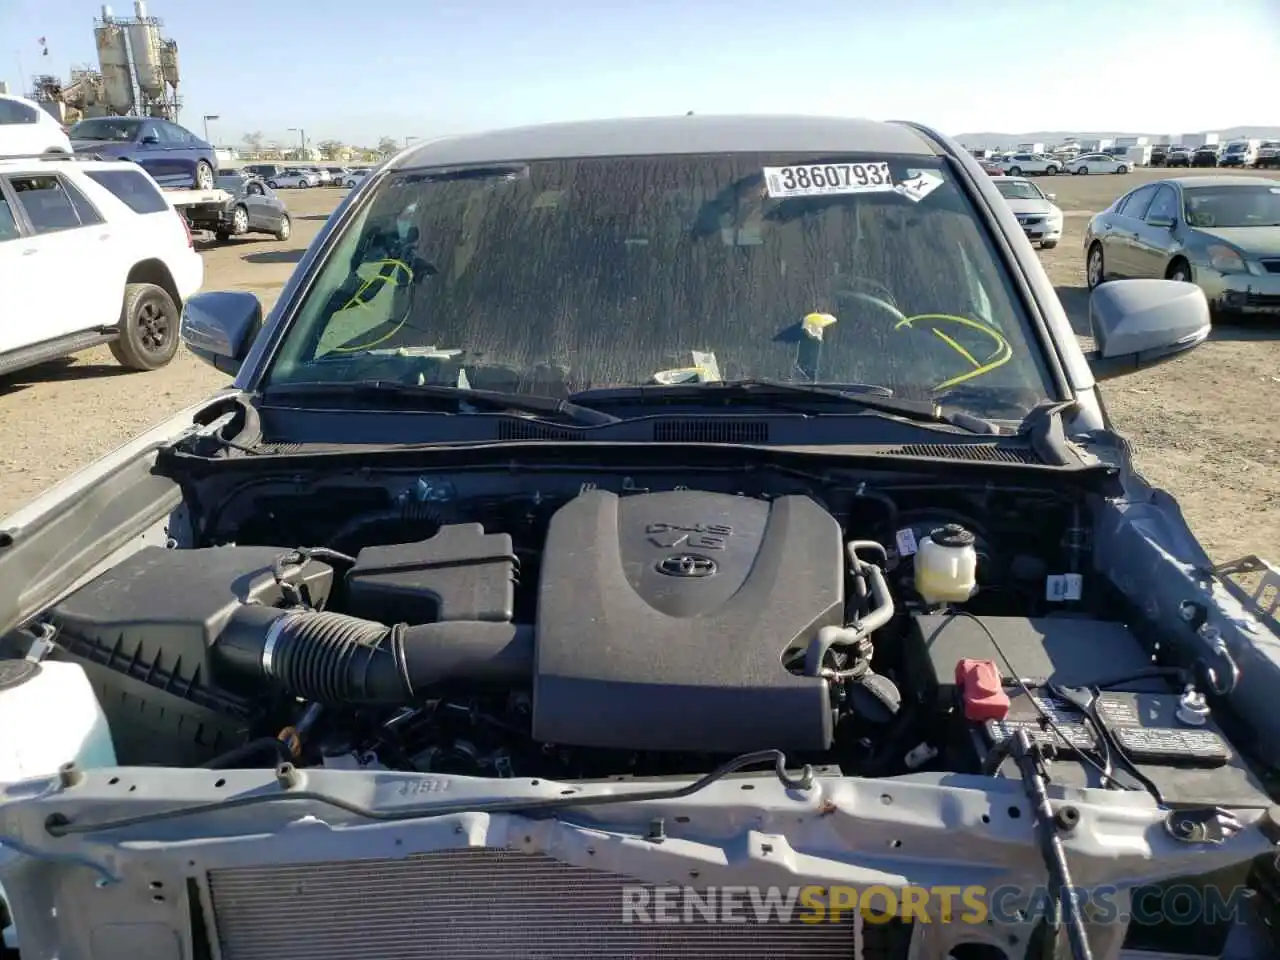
[217,604,534,704]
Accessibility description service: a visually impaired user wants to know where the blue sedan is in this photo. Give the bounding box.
[69,116,217,189]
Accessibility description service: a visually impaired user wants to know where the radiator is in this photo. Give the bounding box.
[206,848,912,960]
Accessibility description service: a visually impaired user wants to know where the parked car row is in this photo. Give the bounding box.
[974,138,1280,174]
[978,151,1133,178]
[1152,141,1280,169]
[240,162,373,188]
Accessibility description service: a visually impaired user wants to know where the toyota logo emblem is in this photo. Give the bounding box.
[657,554,718,578]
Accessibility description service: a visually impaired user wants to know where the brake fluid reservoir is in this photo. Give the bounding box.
[0,659,116,784]
[914,523,978,605]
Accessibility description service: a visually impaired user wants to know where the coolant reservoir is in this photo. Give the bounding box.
[913,523,978,605]
[0,659,116,784]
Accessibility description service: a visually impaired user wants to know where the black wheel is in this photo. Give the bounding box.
[1040,240,1058,249]
[1116,164,1129,173]
[266,180,279,189]
[1167,259,1192,283]
[194,161,214,190]
[1008,166,1022,176]
[1045,166,1059,175]
[109,282,180,371]
[214,230,231,242]
[274,214,292,241]
[1075,166,1088,175]
[1086,243,1106,290]
[231,204,249,235]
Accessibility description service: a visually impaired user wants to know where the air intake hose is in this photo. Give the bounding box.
[216,604,535,703]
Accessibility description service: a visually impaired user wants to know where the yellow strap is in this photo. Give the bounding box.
[329,259,416,353]
[893,313,1012,390]
[339,258,414,311]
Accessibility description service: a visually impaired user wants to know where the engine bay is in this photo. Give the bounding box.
[9,461,1272,808]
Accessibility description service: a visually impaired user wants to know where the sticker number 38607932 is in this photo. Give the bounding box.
[763,162,894,198]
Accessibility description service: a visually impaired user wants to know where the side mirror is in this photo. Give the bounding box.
[180,291,264,377]
[1148,215,1176,229]
[1086,279,1210,381]
[140,134,160,145]
[1045,193,1057,201]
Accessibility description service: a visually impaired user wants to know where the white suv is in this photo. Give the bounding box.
[0,155,203,377]
[999,153,1063,176]
[0,94,73,157]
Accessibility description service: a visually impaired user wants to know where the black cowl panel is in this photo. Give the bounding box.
[532,489,844,752]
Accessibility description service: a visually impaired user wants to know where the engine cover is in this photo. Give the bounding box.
[532,489,844,752]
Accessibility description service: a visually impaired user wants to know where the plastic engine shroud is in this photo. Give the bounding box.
[532,488,845,752]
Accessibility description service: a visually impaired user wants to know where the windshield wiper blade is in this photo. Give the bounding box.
[572,379,997,433]
[259,381,619,427]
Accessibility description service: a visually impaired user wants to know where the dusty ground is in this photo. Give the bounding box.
[1,172,1276,560]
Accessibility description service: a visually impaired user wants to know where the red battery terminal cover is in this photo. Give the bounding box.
[955,658,1010,721]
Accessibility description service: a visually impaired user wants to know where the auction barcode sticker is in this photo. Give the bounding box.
[763,162,894,198]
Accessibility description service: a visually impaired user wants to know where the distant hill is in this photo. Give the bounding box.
[953,127,1280,149]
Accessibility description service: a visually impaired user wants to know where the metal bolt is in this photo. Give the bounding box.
[1054,806,1081,832]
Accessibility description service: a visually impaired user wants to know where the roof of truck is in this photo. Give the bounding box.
[394,115,942,169]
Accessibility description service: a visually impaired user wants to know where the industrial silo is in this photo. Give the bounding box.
[160,39,179,91]
[95,7,134,114]
[127,0,165,99]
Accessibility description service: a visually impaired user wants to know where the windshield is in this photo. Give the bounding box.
[263,152,1055,416]
[69,117,140,142]
[1184,185,1280,228]
[994,180,1044,201]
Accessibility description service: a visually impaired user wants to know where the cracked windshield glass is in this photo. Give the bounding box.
[266,154,1054,416]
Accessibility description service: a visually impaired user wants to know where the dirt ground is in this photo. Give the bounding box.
[1,171,1276,561]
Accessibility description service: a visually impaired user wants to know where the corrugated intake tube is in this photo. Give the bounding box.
[216,604,535,703]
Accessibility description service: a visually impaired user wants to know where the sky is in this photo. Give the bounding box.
[2,0,1277,149]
